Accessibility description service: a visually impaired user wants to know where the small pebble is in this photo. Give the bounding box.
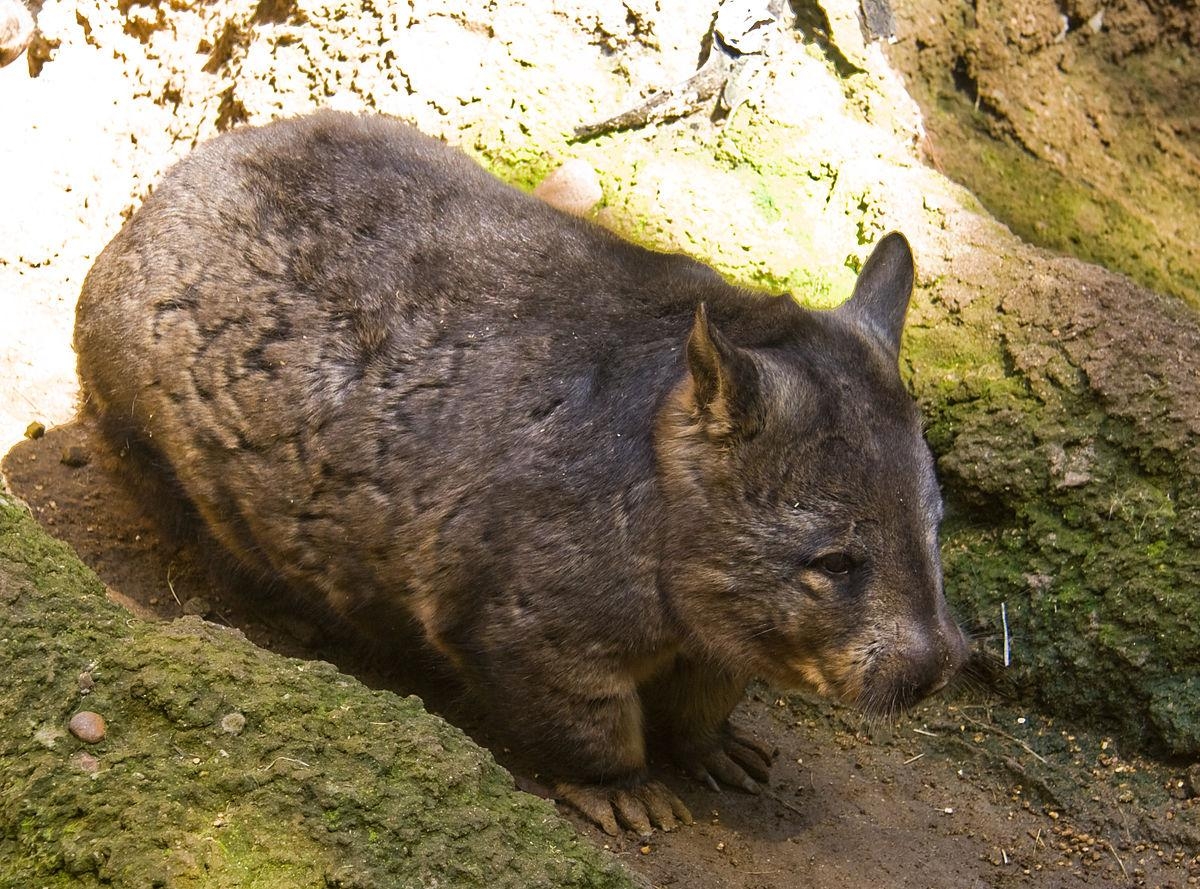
[24,421,45,440]
[68,711,106,743]
[1186,763,1200,799]
[60,445,90,467]
[533,159,603,216]
[182,596,212,617]
[71,751,101,774]
[220,711,246,735]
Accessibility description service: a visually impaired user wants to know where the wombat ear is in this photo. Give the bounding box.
[686,304,762,437]
[838,231,915,361]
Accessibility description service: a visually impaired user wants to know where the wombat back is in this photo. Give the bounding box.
[75,111,725,630]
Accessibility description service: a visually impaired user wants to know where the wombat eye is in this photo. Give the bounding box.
[812,553,852,575]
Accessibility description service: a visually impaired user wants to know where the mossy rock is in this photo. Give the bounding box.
[0,495,634,889]
[904,254,1200,757]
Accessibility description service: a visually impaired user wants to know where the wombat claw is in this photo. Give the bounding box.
[556,780,694,836]
[692,726,777,794]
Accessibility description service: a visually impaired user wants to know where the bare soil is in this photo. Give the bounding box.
[5,423,1198,888]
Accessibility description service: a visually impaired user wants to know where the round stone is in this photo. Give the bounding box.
[68,711,106,743]
[533,159,603,217]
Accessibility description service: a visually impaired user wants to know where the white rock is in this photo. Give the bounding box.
[0,0,34,68]
[533,159,603,217]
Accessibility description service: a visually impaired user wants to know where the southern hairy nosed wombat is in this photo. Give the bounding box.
[75,112,968,835]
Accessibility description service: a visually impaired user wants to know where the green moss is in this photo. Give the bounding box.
[904,324,1024,412]
[907,277,1200,755]
[0,495,635,889]
[470,101,869,310]
[751,181,782,223]
[470,139,559,194]
[925,94,1200,310]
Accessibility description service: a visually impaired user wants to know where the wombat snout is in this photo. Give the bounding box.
[896,613,971,703]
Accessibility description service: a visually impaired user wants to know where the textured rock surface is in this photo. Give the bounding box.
[889,0,1200,307]
[0,0,33,67]
[906,248,1200,757]
[0,494,635,888]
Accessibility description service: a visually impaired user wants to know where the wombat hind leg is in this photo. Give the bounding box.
[79,401,200,546]
[79,399,282,614]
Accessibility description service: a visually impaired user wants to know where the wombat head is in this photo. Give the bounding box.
[658,233,967,714]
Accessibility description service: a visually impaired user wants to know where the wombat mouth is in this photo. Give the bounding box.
[775,649,959,720]
[853,656,967,719]
[776,658,850,700]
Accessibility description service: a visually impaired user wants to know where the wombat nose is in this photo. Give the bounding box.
[927,619,969,695]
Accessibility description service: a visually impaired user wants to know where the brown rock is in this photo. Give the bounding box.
[181,596,212,617]
[533,159,603,216]
[68,710,106,743]
[70,751,101,774]
[1186,764,1200,799]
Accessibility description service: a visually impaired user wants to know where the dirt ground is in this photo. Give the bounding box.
[5,423,1199,888]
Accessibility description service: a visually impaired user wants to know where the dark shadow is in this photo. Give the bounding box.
[787,0,864,78]
[2,417,465,710]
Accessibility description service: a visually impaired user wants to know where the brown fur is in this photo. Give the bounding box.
[74,112,967,818]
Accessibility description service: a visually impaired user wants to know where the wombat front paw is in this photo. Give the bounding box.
[555,779,694,836]
[687,724,777,794]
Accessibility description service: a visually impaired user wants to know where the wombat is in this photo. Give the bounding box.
[75,111,968,836]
